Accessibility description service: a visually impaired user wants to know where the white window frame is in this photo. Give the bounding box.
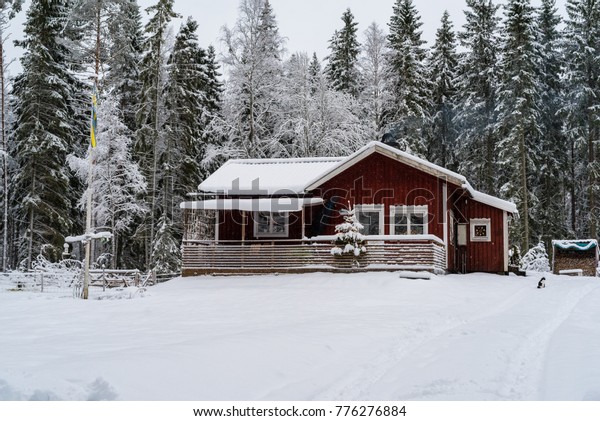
[355,204,385,235]
[470,218,491,242]
[254,211,289,238]
[390,205,429,235]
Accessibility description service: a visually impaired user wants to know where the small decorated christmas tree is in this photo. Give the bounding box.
[520,242,550,272]
[331,204,367,257]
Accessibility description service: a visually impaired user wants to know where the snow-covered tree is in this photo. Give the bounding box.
[520,241,551,272]
[359,22,390,139]
[209,0,284,161]
[0,0,24,271]
[68,93,147,268]
[427,11,459,169]
[135,0,180,267]
[106,0,144,132]
[150,214,180,273]
[155,16,223,272]
[386,0,431,157]
[455,0,501,194]
[495,0,543,252]
[164,17,215,205]
[331,206,367,257]
[533,0,569,244]
[10,0,82,267]
[276,52,370,158]
[325,8,361,97]
[561,0,600,238]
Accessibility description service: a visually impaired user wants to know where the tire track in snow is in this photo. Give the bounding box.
[318,285,533,400]
[497,282,600,400]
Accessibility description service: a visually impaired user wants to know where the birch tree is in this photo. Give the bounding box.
[359,22,390,140]
[209,0,284,161]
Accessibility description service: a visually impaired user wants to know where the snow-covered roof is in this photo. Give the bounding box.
[552,239,598,251]
[199,157,343,195]
[180,197,323,212]
[463,183,518,214]
[197,142,517,214]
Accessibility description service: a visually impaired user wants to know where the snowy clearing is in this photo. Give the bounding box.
[1,272,599,401]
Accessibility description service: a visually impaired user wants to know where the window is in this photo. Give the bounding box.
[254,212,288,237]
[470,218,491,242]
[390,205,428,235]
[355,204,384,235]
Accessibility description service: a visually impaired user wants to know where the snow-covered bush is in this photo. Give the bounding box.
[331,206,367,257]
[508,244,521,267]
[520,242,550,272]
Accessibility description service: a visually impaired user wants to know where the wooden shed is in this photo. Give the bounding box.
[552,240,599,277]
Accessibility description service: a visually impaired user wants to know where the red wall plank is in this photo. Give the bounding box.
[312,152,449,239]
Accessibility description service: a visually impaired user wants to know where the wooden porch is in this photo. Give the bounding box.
[181,237,446,276]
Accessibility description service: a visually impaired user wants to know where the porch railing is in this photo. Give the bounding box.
[182,236,446,275]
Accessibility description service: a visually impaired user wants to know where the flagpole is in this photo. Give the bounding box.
[83,85,98,300]
[83,148,93,300]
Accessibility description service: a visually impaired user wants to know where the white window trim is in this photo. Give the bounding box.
[355,204,385,235]
[470,218,491,242]
[253,211,289,238]
[390,205,429,235]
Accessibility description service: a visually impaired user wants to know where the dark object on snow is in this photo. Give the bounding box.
[537,277,546,289]
[507,265,526,276]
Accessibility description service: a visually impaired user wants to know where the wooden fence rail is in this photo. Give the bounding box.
[182,239,446,276]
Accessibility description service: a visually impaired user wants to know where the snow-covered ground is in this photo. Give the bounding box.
[1,271,599,401]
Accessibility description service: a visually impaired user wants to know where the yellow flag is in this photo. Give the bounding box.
[90,86,97,148]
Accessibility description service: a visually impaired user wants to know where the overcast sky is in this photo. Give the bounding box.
[6,0,568,75]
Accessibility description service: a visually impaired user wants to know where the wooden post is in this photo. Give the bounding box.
[301,206,306,239]
[82,143,95,300]
[241,211,246,245]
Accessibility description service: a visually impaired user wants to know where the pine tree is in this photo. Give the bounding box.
[561,0,600,238]
[150,213,181,274]
[325,8,361,97]
[427,11,459,169]
[209,0,284,161]
[534,0,569,245]
[106,0,144,132]
[359,22,390,139]
[386,0,431,157]
[495,0,542,252]
[153,16,223,273]
[135,0,180,268]
[331,205,367,257]
[10,0,81,267]
[68,93,147,268]
[198,44,224,174]
[0,0,24,271]
[164,17,207,212]
[455,0,501,194]
[204,45,223,123]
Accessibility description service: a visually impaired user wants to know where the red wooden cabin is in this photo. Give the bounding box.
[180,141,517,275]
